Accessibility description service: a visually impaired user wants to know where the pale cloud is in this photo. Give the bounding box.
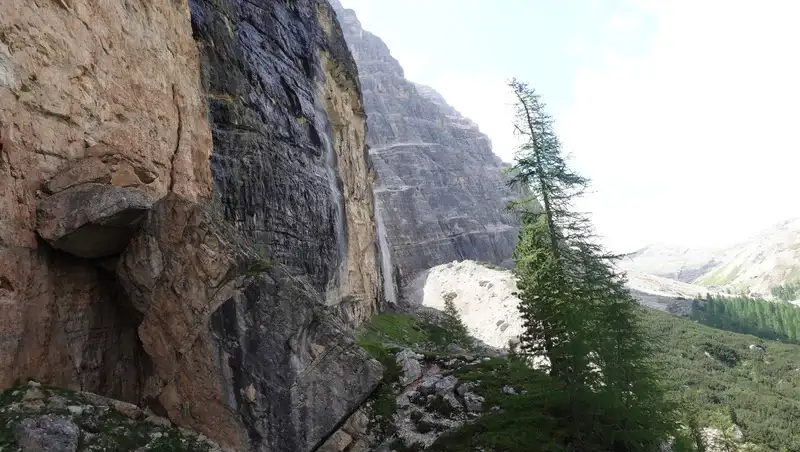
[606,11,642,36]
[561,0,800,251]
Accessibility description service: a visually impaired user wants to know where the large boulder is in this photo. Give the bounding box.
[13,415,79,452]
[35,183,153,259]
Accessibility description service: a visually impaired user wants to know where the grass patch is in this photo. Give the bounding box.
[245,258,273,276]
[357,313,464,354]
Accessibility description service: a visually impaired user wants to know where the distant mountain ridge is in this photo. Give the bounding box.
[622,218,800,297]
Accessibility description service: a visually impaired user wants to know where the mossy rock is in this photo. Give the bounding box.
[0,382,218,452]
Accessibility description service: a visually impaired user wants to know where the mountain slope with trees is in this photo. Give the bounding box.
[688,295,800,344]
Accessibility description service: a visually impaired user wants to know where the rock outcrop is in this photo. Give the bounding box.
[190,0,381,325]
[320,345,491,451]
[332,2,523,293]
[1,380,225,452]
[36,183,153,259]
[2,0,386,450]
[1,0,211,398]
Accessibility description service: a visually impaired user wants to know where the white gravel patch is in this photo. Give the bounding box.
[405,260,524,349]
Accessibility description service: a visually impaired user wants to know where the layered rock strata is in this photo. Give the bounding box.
[332,2,523,293]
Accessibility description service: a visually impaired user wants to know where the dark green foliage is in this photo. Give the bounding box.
[643,308,800,451]
[441,293,471,347]
[244,258,273,275]
[771,281,800,302]
[690,295,800,344]
[505,78,677,451]
[699,341,741,366]
[430,310,800,451]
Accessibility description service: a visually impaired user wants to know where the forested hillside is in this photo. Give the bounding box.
[643,308,800,451]
[688,296,800,344]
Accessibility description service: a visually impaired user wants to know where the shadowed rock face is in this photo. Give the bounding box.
[190,0,381,325]
[186,0,387,449]
[331,3,523,291]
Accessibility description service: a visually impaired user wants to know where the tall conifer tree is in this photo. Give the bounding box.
[507,78,676,451]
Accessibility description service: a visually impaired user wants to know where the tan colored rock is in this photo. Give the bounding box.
[0,0,211,401]
[44,157,110,194]
[318,45,380,327]
[117,195,257,390]
[116,195,260,449]
[317,430,354,452]
[317,408,372,452]
[0,245,142,399]
[110,163,143,188]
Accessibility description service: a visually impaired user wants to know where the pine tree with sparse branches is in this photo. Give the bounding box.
[507,78,677,451]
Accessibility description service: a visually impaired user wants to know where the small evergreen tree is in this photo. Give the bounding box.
[442,292,471,347]
[507,78,676,450]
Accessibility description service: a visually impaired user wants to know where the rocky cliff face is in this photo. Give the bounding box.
[116,195,382,451]
[332,3,522,294]
[1,1,385,451]
[1,0,212,400]
[191,0,381,325]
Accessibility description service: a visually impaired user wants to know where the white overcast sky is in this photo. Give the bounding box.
[339,0,800,253]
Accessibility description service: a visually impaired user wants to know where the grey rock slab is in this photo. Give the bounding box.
[456,382,474,397]
[434,375,459,395]
[395,349,423,386]
[418,375,443,396]
[445,343,466,355]
[441,392,463,414]
[14,415,79,452]
[463,392,485,412]
[36,183,152,258]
